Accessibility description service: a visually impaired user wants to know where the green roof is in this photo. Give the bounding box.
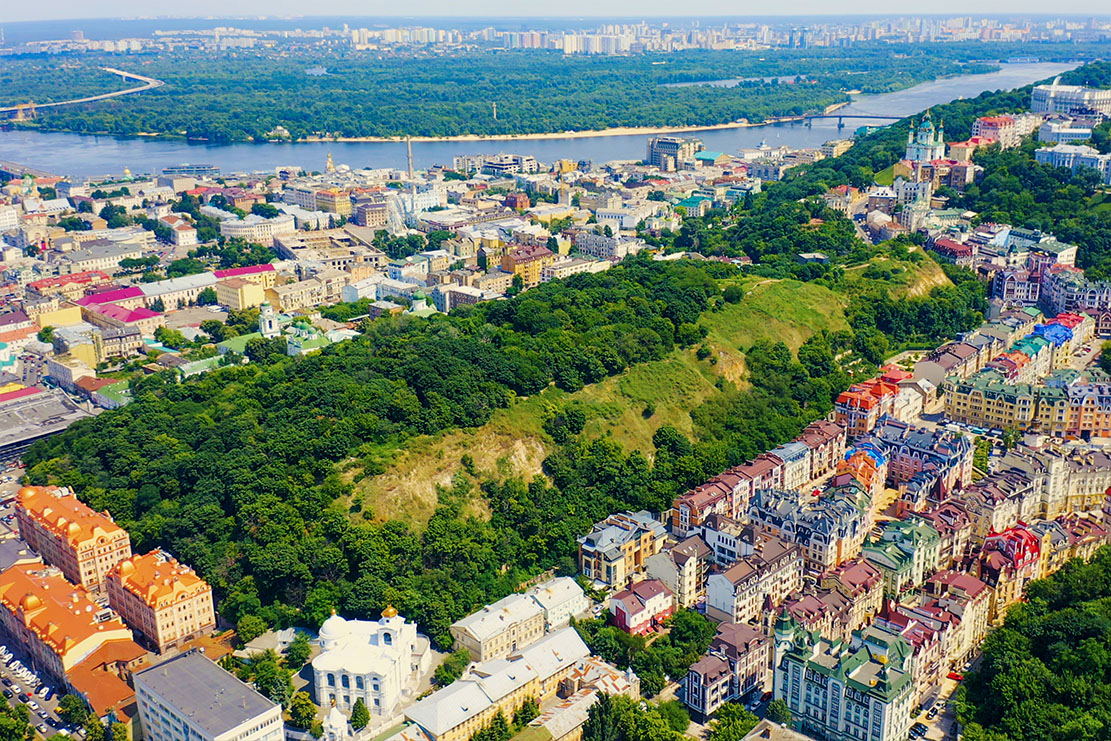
[217,331,263,355]
[98,380,131,405]
[695,151,725,161]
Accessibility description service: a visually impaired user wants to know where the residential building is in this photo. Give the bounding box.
[15,485,132,592]
[646,136,703,170]
[501,244,555,288]
[0,563,138,683]
[578,511,667,589]
[106,549,216,653]
[645,534,711,608]
[976,525,1042,621]
[971,114,1040,148]
[216,277,266,311]
[449,592,544,662]
[134,650,284,741]
[684,623,771,721]
[316,188,353,216]
[524,576,590,631]
[862,520,942,599]
[705,528,802,625]
[774,623,914,741]
[313,607,432,718]
[747,483,873,572]
[405,628,591,741]
[609,579,674,635]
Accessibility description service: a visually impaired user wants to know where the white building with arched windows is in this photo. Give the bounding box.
[312,607,433,720]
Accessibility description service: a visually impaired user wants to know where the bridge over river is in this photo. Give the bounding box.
[0,67,164,120]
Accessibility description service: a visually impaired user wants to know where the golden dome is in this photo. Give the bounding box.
[382,605,398,618]
[67,522,81,535]
[20,593,42,612]
[18,486,38,498]
[118,559,135,576]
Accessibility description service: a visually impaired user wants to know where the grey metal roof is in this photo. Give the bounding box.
[135,651,278,736]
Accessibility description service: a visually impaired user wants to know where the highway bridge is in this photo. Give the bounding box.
[0,161,56,179]
[0,67,164,120]
[799,112,905,130]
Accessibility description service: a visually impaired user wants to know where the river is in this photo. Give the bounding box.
[0,62,1075,180]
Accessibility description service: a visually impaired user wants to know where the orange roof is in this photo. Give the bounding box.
[17,486,129,550]
[0,563,133,665]
[67,639,147,716]
[112,550,211,610]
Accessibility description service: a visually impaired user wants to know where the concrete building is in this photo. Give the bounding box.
[15,485,132,593]
[645,534,711,608]
[1031,79,1111,115]
[608,579,673,635]
[646,136,703,170]
[449,593,545,662]
[216,277,267,311]
[134,650,284,741]
[405,628,591,741]
[313,607,432,719]
[106,549,215,653]
[684,622,771,721]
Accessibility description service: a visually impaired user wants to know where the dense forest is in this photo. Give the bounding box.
[958,546,1111,741]
[3,42,1102,140]
[23,260,732,646]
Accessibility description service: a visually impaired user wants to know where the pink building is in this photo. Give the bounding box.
[609,579,674,635]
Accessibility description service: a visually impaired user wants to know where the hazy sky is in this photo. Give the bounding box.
[3,1,1111,23]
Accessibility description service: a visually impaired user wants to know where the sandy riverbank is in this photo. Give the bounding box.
[297,116,815,144]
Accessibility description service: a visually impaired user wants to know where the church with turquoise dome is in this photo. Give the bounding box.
[905,110,946,163]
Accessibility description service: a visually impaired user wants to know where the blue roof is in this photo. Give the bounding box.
[1032,323,1072,347]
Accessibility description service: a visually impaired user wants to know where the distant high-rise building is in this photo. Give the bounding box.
[646,136,704,171]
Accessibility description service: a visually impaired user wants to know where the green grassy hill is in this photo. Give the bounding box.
[346,278,851,528]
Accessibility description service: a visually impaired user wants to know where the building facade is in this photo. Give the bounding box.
[106,549,216,653]
[15,486,132,593]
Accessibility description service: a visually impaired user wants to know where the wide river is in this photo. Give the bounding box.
[0,62,1076,179]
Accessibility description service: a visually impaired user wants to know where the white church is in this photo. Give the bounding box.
[313,607,433,722]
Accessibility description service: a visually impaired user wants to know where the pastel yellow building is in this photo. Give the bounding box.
[36,304,84,328]
[316,188,353,216]
[215,278,266,311]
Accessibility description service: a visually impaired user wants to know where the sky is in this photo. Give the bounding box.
[3,2,1111,23]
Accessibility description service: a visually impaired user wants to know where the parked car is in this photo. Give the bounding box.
[947,671,964,681]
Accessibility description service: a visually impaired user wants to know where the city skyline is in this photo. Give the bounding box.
[5,3,1111,23]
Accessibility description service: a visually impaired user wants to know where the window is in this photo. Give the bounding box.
[356,677,364,690]
[327,674,335,687]
[341,675,350,688]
